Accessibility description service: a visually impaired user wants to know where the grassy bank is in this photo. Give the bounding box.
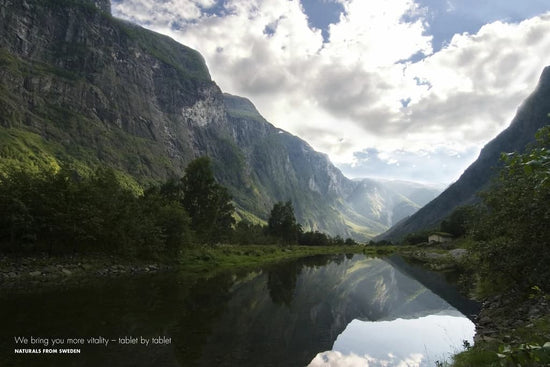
[0,244,403,292]
[176,244,398,276]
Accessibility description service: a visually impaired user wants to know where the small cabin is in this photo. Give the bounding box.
[428,232,453,243]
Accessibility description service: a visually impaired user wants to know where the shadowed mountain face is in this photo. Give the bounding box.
[0,0,439,240]
[378,66,550,242]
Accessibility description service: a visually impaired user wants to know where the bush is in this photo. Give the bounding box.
[470,126,550,293]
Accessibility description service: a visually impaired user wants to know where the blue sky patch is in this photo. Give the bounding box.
[300,0,345,42]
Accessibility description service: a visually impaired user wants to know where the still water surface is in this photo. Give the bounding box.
[0,254,478,367]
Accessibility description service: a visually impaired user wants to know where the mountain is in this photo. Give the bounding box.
[347,178,442,228]
[222,93,442,236]
[378,66,550,242]
[0,0,441,241]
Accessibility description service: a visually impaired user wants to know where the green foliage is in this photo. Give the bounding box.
[231,220,271,245]
[141,188,192,257]
[299,231,330,246]
[0,166,191,258]
[451,340,550,367]
[402,230,431,246]
[470,126,550,293]
[452,348,500,367]
[267,201,302,245]
[440,205,481,237]
[0,156,358,255]
[496,342,550,366]
[180,157,235,244]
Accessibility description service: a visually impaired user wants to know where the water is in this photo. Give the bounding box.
[0,254,478,367]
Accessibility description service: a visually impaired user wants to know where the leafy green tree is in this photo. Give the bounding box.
[402,230,431,246]
[180,157,235,244]
[440,205,479,237]
[331,235,345,246]
[344,237,358,246]
[298,230,329,246]
[141,188,192,256]
[472,126,550,292]
[0,170,35,251]
[267,201,301,245]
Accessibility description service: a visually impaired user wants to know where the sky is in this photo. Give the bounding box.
[111,0,550,184]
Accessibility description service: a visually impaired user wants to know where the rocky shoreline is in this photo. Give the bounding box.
[403,246,550,353]
[475,291,550,343]
[0,254,174,292]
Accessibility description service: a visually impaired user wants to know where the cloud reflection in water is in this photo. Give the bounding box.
[309,312,475,367]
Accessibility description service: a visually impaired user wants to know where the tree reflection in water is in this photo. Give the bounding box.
[0,254,478,367]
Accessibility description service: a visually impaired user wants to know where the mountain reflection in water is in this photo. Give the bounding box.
[0,254,478,367]
[184,254,477,367]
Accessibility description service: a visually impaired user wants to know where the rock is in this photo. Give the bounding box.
[449,248,468,259]
[424,252,446,260]
[478,316,492,325]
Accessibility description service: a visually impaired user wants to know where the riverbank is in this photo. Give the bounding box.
[0,244,397,292]
[0,253,175,293]
[451,290,550,366]
[3,242,547,364]
[176,244,398,275]
[399,241,550,366]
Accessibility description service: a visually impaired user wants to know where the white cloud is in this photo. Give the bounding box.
[112,0,550,183]
[307,350,424,367]
[340,146,479,184]
[324,0,433,68]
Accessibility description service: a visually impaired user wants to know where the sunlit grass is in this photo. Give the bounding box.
[177,244,369,277]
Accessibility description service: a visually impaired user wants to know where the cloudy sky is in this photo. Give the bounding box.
[111,0,550,184]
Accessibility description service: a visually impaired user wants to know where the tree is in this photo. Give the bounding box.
[471,126,550,292]
[180,157,235,244]
[267,201,301,245]
[141,188,192,256]
[298,230,329,246]
[440,205,479,237]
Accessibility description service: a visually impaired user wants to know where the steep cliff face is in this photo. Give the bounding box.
[222,94,441,238]
[222,93,369,237]
[0,0,438,240]
[379,66,550,241]
[0,0,215,179]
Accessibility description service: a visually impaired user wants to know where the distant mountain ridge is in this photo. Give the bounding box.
[378,66,550,242]
[0,0,442,240]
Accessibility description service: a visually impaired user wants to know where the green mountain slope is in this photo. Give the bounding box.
[0,0,439,240]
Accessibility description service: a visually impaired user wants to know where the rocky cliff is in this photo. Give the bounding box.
[0,0,438,240]
[378,66,550,241]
